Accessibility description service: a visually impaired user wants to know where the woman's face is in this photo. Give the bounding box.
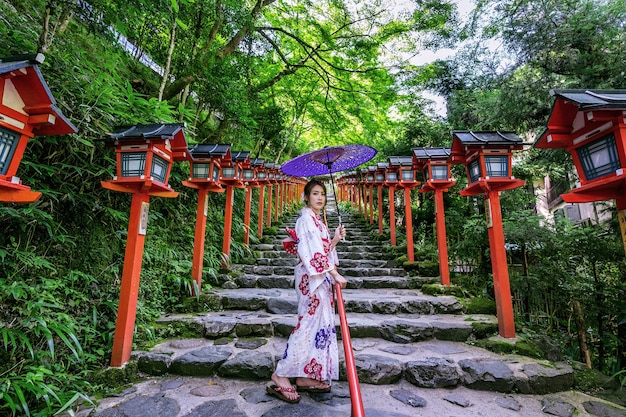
[306,184,326,213]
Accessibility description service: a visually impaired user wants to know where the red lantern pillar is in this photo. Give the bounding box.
[377,185,384,234]
[222,184,235,267]
[369,185,374,224]
[111,192,150,366]
[389,186,396,246]
[257,184,266,238]
[102,123,187,367]
[413,148,456,286]
[243,187,253,245]
[266,183,273,228]
[404,187,414,262]
[191,188,209,290]
[451,130,525,339]
[486,191,516,337]
[434,189,451,285]
[183,144,228,294]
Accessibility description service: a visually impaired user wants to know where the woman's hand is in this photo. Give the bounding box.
[331,272,347,289]
[333,225,346,245]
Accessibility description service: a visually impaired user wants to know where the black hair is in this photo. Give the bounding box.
[303,179,327,205]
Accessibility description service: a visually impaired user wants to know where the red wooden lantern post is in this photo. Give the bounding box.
[274,168,282,222]
[244,158,264,245]
[0,54,77,203]
[386,158,403,246]
[256,165,267,238]
[101,123,188,367]
[181,144,228,294]
[350,173,358,210]
[375,163,387,234]
[359,168,368,220]
[413,147,456,286]
[367,166,375,224]
[219,150,250,269]
[535,89,626,254]
[451,131,525,338]
[395,156,420,262]
[265,163,276,228]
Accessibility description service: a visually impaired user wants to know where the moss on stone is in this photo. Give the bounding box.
[469,321,499,339]
[264,226,279,236]
[150,318,204,341]
[177,292,222,313]
[473,337,544,359]
[421,283,465,297]
[463,297,497,315]
[402,260,421,271]
[571,361,619,391]
[90,362,139,391]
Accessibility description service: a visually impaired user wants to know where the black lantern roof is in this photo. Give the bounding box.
[412,147,451,160]
[451,131,522,147]
[388,156,413,167]
[550,89,626,110]
[111,123,186,141]
[250,158,265,167]
[231,151,250,162]
[265,162,276,169]
[188,143,230,158]
[377,162,389,170]
[0,53,45,72]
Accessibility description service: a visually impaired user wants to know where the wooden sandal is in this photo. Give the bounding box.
[266,384,301,403]
[296,382,331,393]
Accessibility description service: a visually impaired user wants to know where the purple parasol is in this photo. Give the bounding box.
[281,145,377,224]
[280,144,377,177]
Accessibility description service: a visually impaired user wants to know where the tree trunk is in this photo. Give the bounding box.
[522,245,531,322]
[158,18,177,101]
[37,1,53,53]
[572,300,592,368]
[593,262,605,371]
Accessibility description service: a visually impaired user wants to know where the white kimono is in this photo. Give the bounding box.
[275,207,340,383]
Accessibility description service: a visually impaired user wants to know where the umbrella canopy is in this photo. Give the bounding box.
[281,145,377,177]
[281,145,377,225]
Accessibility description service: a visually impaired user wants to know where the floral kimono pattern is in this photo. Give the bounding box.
[275,207,340,383]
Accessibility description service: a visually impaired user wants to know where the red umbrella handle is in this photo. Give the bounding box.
[335,283,365,417]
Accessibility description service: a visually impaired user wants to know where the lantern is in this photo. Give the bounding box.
[102,123,188,197]
[184,143,230,191]
[101,123,188,368]
[451,130,526,339]
[0,54,77,203]
[413,147,455,285]
[534,89,626,253]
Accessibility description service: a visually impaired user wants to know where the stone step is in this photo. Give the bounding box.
[135,336,574,396]
[241,264,406,277]
[254,257,390,268]
[156,307,479,346]
[249,247,392,261]
[234,274,418,290]
[202,288,456,315]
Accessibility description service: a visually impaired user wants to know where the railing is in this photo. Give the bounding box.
[335,283,365,417]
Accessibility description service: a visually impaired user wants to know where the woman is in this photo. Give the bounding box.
[267,179,347,403]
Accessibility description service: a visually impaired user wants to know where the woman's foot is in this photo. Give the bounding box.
[268,373,300,403]
[295,377,331,393]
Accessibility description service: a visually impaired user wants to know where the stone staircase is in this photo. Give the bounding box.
[135,201,575,402]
